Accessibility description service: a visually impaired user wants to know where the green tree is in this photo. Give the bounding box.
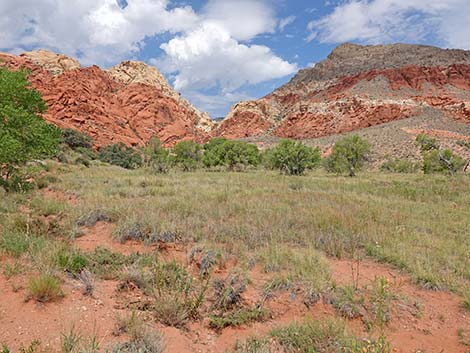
[268,139,321,175]
[203,138,260,171]
[423,149,464,176]
[172,140,203,171]
[143,137,170,173]
[0,67,60,192]
[98,143,143,169]
[325,135,370,177]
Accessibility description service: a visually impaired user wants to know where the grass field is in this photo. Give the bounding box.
[1,162,469,351]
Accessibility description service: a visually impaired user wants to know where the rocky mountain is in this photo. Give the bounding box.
[215,43,470,143]
[0,50,213,147]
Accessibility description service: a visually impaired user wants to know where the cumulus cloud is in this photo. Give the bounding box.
[307,0,470,49]
[0,0,199,65]
[158,23,297,92]
[0,0,297,115]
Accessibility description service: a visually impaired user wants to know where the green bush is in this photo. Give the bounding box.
[381,158,418,173]
[415,134,439,153]
[62,129,93,150]
[172,140,203,171]
[98,143,143,169]
[266,139,320,175]
[325,135,370,177]
[143,137,170,173]
[423,149,464,175]
[0,67,61,192]
[203,138,260,171]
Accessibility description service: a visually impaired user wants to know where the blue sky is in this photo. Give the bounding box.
[1,0,469,117]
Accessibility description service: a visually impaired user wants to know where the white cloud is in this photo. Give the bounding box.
[279,16,296,32]
[157,23,297,92]
[0,0,198,65]
[0,0,297,116]
[307,0,470,49]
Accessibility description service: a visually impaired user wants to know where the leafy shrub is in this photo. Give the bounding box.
[381,158,418,173]
[415,134,439,153]
[56,250,89,275]
[62,129,93,150]
[98,143,143,169]
[209,307,268,330]
[325,135,370,177]
[266,139,320,175]
[28,274,63,302]
[172,140,203,171]
[143,137,170,174]
[423,149,464,175]
[203,138,260,171]
[0,67,61,192]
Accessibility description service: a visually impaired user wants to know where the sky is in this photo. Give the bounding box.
[1,0,469,118]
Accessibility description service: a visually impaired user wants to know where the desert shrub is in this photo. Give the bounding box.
[143,137,170,173]
[209,307,269,330]
[98,143,143,169]
[233,337,272,353]
[415,133,439,153]
[381,158,418,173]
[56,249,89,275]
[0,231,30,257]
[266,139,320,175]
[113,313,165,353]
[0,67,61,192]
[325,135,370,177]
[203,138,260,171]
[28,274,63,302]
[172,140,203,171]
[62,129,93,150]
[271,319,390,353]
[150,261,208,326]
[423,149,464,175]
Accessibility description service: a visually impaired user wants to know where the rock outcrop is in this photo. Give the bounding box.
[216,43,470,140]
[0,50,213,147]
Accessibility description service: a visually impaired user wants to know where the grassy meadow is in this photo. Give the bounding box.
[1,162,470,351]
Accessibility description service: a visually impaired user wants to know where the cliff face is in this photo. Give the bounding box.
[216,43,470,140]
[0,50,214,147]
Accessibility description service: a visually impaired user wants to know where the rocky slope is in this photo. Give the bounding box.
[215,43,470,141]
[0,50,213,147]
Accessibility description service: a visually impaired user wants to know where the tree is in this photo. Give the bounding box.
[423,149,464,176]
[143,137,170,173]
[0,67,60,192]
[268,139,321,175]
[415,134,439,153]
[325,135,370,177]
[172,140,203,171]
[98,143,143,169]
[203,138,260,171]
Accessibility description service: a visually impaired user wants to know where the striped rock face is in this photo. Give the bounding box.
[215,43,470,141]
[0,50,214,147]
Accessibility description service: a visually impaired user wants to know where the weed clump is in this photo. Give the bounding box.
[28,274,63,303]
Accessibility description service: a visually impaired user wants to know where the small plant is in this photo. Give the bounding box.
[325,135,370,177]
[28,274,63,302]
[266,139,320,175]
[330,285,365,319]
[61,325,82,353]
[415,134,439,153]
[2,262,25,279]
[0,231,30,257]
[150,261,209,327]
[209,307,269,330]
[76,209,111,228]
[233,337,272,353]
[56,249,89,275]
